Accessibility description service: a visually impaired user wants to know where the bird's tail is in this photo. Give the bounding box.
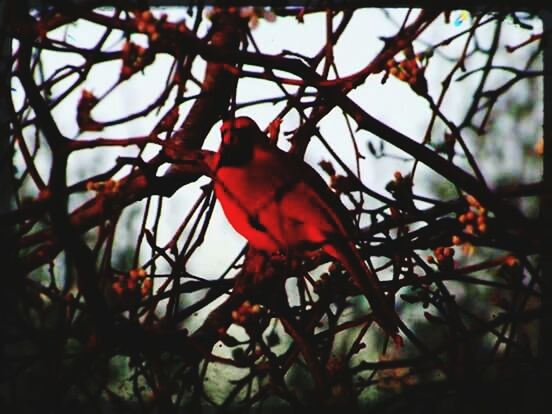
[324,242,399,338]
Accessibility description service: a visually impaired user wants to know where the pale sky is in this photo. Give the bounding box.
[12,7,542,278]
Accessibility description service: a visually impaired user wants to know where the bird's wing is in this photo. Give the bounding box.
[268,145,399,336]
[268,143,358,239]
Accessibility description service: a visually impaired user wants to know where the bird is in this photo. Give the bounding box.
[212,116,399,337]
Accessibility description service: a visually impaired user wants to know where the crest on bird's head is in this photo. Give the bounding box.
[220,116,263,145]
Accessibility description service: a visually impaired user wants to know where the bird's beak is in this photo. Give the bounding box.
[221,124,237,146]
[222,130,232,145]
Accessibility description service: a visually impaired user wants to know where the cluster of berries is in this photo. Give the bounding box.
[112,268,153,298]
[384,47,431,94]
[86,179,120,194]
[231,300,262,326]
[120,41,154,80]
[77,89,102,131]
[451,194,488,256]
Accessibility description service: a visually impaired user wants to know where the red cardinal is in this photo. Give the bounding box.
[213,116,399,337]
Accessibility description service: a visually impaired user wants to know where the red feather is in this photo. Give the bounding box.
[214,117,399,337]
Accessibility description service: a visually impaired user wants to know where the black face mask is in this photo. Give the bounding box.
[218,133,255,168]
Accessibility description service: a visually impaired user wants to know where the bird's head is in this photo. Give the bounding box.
[220,116,263,146]
[216,117,265,168]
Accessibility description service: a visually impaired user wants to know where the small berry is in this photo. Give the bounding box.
[141,10,153,21]
[443,247,454,257]
[112,281,124,295]
[505,256,519,267]
[142,277,153,291]
[465,194,481,208]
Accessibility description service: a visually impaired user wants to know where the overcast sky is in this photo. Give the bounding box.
[12,8,542,278]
